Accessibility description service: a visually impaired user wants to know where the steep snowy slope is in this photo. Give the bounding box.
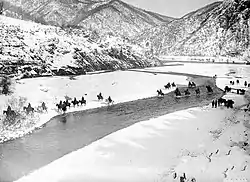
[138,0,250,60]
[0,15,160,78]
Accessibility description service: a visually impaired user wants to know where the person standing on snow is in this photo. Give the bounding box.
[212,100,215,108]
[214,99,217,108]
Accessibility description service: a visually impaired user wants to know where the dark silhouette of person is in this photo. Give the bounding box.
[212,100,215,108]
[214,99,217,108]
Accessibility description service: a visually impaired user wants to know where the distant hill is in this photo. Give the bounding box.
[137,0,250,60]
[0,0,175,38]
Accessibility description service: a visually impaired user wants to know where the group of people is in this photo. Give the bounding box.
[188,81,196,88]
[3,102,47,119]
[56,93,114,113]
[164,82,176,89]
[172,172,196,182]
[211,99,218,108]
[230,80,250,87]
[159,82,213,98]
[212,98,235,108]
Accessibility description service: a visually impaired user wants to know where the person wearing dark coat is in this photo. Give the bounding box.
[214,99,217,108]
[212,100,215,108]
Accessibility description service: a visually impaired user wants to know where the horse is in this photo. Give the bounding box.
[164,83,171,89]
[188,81,192,88]
[106,96,114,105]
[195,88,200,96]
[171,82,176,87]
[218,98,226,106]
[23,103,35,114]
[224,86,231,93]
[61,103,67,113]
[65,100,71,107]
[97,93,103,101]
[79,97,86,105]
[188,81,196,88]
[191,82,196,87]
[237,89,245,95]
[226,99,234,108]
[157,89,164,97]
[174,88,181,97]
[56,101,63,111]
[71,98,79,107]
[206,85,213,93]
[41,102,47,111]
[3,106,17,119]
[184,89,191,96]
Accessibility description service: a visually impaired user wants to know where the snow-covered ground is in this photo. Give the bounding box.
[0,70,188,143]
[15,92,250,182]
[1,63,249,142]
[10,63,250,182]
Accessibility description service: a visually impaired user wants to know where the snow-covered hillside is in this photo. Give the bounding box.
[138,0,250,61]
[0,0,174,38]
[0,15,160,78]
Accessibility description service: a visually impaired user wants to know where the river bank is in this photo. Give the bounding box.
[1,63,249,181]
[1,80,223,182]
[0,70,187,143]
[14,85,250,182]
[1,62,249,144]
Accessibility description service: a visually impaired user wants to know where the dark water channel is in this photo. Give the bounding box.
[0,86,223,182]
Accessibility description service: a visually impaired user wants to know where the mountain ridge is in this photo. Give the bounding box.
[137,0,250,61]
[0,0,175,38]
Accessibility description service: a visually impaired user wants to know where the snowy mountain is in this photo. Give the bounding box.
[0,15,161,78]
[0,0,174,38]
[138,0,250,60]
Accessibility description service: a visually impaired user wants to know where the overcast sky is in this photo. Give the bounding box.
[123,0,220,18]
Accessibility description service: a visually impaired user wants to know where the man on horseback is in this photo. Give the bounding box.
[174,88,181,96]
[72,97,79,107]
[206,85,213,93]
[61,102,67,113]
[3,106,17,119]
[157,89,164,97]
[79,96,86,105]
[184,89,190,96]
[97,92,103,101]
[23,103,34,114]
[56,101,63,111]
[107,96,113,105]
[41,102,47,112]
[195,88,200,96]
[188,81,192,88]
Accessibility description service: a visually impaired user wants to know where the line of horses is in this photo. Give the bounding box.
[56,93,114,113]
[3,102,47,119]
[2,93,115,119]
[157,81,212,98]
[224,86,246,95]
